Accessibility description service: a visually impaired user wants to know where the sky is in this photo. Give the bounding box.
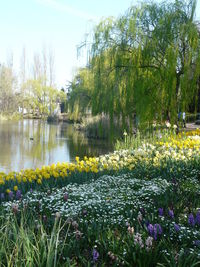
[0,0,200,89]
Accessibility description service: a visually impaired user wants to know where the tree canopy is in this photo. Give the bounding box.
[0,47,65,117]
[69,0,200,129]
[67,68,92,119]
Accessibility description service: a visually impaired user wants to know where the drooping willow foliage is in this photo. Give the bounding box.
[67,68,93,119]
[69,0,200,129]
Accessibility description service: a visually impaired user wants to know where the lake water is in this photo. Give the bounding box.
[0,120,113,173]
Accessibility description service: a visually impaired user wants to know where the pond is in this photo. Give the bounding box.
[0,120,113,173]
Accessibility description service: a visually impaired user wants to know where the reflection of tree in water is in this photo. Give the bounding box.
[0,120,64,172]
[0,121,17,171]
[60,123,113,160]
[22,120,64,165]
[0,120,113,173]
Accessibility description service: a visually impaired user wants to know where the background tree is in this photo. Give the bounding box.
[18,47,61,116]
[67,68,92,119]
[0,62,17,113]
[83,0,200,129]
[23,78,65,116]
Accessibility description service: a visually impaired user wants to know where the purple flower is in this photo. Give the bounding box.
[16,190,22,200]
[140,207,145,214]
[188,213,195,227]
[147,224,154,235]
[172,178,178,185]
[148,223,162,240]
[12,204,18,214]
[158,208,164,216]
[8,191,14,200]
[194,240,200,246]
[63,193,68,201]
[92,249,99,262]
[0,193,5,200]
[153,224,162,240]
[82,209,87,216]
[174,223,180,232]
[168,209,174,219]
[154,224,162,235]
[43,215,47,223]
[196,211,200,225]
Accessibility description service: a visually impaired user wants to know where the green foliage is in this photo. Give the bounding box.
[0,48,64,118]
[22,79,65,116]
[78,115,124,139]
[2,131,200,265]
[1,156,200,265]
[67,69,92,120]
[0,64,18,113]
[114,124,178,150]
[69,0,200,130]
[0,213,69,267]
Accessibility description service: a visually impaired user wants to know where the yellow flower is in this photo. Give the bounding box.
[37,179,42,184]
[0,179,5,185]
[103,164,108,169]
[123,131,127,136]
[6,189,11,194]
[14,186,18,191]
[85,166,90,172]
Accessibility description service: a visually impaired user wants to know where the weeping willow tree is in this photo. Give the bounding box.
[67,68,93,119]
[89,0,200,128]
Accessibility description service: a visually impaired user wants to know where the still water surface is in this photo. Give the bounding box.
[0,120,113,173]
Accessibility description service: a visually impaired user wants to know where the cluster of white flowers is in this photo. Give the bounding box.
[134,233,144,248]
[145,236,154,251]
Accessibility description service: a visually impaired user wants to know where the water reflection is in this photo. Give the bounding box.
[0,120,113,173]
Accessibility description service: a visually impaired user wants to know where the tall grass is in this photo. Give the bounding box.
[77,114,124,139]
[0,213,71,267]
[115,127,177,151]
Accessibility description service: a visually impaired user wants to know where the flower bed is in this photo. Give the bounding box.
[1,129,200,198]
[1,130,200,265]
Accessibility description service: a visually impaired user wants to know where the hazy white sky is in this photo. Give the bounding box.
[0,0,199,89]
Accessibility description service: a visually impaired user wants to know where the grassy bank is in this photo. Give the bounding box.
[74,115,126,140]
[0,113,23,121]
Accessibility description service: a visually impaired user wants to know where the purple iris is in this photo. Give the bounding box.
[174,223,180,232]
[153,224,162,240]
[16,190,22,200]
[158,208,164,216]
[0,193,5,200]
[168,209,174,219]
[196,211,200,225]
[147,224,154,235]
[194,240,200,246]
[148,223,162,240]
[188,213,195,227]
[154,224,162,235]
[8,191,14,200]
[92,249,99,262]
